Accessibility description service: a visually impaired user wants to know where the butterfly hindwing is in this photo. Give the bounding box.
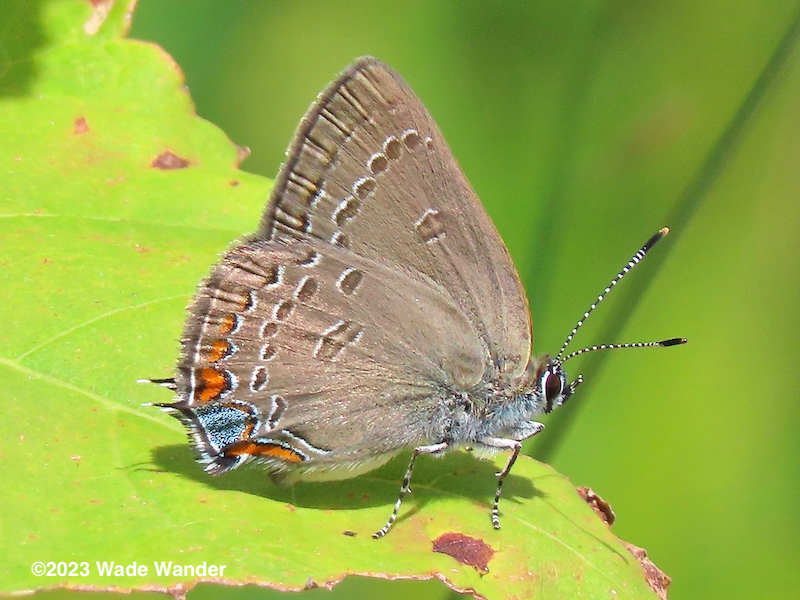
[173,239,487,479]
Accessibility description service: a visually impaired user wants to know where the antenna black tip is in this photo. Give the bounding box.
[659,337,687,347]
[555,227,677,361]
[643,227,670,252]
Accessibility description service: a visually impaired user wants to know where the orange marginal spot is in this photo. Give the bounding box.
[223,442,250,457]
[226,441,304,463]
[255,444,304,463]
[207,339,231,362]
[74,117,89,135]
[151,151,191,170]
[218,315,236,335]
[195,367,228,403]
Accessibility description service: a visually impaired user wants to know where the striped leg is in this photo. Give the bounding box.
[479,437,523,529]
[373,441,448,539]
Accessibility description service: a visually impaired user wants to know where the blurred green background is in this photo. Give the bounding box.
[42,1,800,599]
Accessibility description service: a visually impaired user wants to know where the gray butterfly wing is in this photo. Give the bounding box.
[174,239,486,480]
[258,57,532,379]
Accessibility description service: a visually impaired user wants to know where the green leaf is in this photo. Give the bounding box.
[1,1,662,598]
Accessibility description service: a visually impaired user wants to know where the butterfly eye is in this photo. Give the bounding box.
[546,371,563,399]
[541,369,564,413]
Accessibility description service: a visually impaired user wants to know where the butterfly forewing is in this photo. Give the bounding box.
[258,57,532,379]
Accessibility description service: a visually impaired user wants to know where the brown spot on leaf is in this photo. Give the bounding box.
[152,151,191,170]
[74,117,89,135]
[577,486,616,525]
[432,532,494,573]
[342,530,357,537]
[624,542,671,600]
[230,180,240,187]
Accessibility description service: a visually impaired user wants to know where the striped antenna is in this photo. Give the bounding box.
[562,337,686,363]
[555,227,672,363]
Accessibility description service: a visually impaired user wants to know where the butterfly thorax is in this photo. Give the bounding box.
[436,353,568,448]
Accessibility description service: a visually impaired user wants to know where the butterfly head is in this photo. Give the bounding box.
[530,357,582,414]
[527,227,685,416]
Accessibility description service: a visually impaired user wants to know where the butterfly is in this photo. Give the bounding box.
[147,57,684,538]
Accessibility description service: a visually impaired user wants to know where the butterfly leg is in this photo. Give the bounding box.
[481,422,545,530]
[373,441,449,539]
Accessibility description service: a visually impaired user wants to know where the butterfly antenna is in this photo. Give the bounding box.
[562,337,686,362]
[555,227,678,363]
